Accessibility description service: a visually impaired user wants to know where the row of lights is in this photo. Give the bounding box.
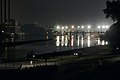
[56,25,85,29]
[56,25,109,29]
[97,25,109,29]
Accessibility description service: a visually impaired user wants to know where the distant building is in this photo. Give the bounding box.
[0,0,21,59]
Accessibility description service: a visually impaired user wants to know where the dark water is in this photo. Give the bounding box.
[13,34,108,58]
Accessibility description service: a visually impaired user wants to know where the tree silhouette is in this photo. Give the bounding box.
[0,26,2,56]
[103,0,120,22]
[103,0,120,53]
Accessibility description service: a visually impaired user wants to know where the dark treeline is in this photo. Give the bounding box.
[103,0,120,53]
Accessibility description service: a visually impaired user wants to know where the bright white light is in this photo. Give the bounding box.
[97,38,101,45]
[98,26,101,29]
[56,26,60,29]
[106,41,108,45]
[62,26,64,29]
[77,26,80,28]
[102,40,105,45]
[30,61,33,65]
[61,36,64,46]
[81,37,84,48]
[56,36,60,47]
[33,55,35,58]
[116,47,119,50]
[74,53,78,56]
[65,26,68,29]
[81,26,84,28]
[71,35,74,46]
[72,26,74,29]
[88,25,91,29]
[77,36,80,46]
[106,25,109,29]
[88,39,90,47]
[102,25,105,29]
[2,30,4,33]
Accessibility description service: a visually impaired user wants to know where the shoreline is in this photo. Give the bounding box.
[1,45,110,63]
[0,45,112,69]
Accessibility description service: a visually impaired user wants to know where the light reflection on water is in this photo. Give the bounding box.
[97,38,101,45]
[81,37,84,48]
[71,35,74,47]
[102,40,105,45]
[87,38,90,47]
[77,35,80,47]
[61,35,64,46]
[56,36,60,47]
[14,34,108,58]
[56,35,108,48]
[65,35,68,46]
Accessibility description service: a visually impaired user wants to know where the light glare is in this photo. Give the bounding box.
[62,26,64,29]
[88,25,91,28]
[98,26,101,29]
[106,25,109,29]
[72,26,74,29]
[102,25,105,29]
[65,26,68,29]
[2,30,4,33]
[57,26,60,29]
[78,26,80,28]
[81,26,84,28]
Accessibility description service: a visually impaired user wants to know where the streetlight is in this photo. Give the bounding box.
[81,26,84,29]
[98,26,101,29]
[56,26,60,29]
[98,26,101,32]
[72,25,74,29]
[87,25,91,32]
[102,25,105,29]
[65,26,68,29]
[102,25,105,32]
[88,25,91,29]
[106,25,109,29]
[62,26,64,29]
[77,26,80,28]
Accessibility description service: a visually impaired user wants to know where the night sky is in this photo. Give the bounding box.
[11,0,112,25]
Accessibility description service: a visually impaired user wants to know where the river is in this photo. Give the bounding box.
[14,34,108,59]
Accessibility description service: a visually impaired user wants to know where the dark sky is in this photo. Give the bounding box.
[11,0,112,25]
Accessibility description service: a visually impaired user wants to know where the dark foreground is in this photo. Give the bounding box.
[0,45,120,80]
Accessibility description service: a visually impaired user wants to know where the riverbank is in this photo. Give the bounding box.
[1,45,120,80]
[0,45,112,69]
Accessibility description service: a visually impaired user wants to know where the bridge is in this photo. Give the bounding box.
[54,25,109,39]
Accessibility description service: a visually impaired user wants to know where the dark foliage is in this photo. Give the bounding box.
[103,0,120,53]
[0,26,2,56]
[103,0,120,22]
